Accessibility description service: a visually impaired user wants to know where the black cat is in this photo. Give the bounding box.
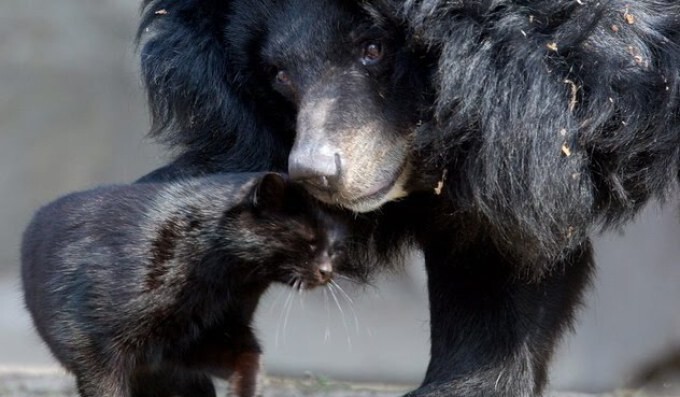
[21,173,360,397]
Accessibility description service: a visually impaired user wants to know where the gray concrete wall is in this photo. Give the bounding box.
[1,0,678,393]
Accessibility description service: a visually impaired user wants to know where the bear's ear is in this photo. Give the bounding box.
[251,173,288,213]
[138,0,261,157]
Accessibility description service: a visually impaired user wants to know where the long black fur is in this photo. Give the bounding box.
[22,1,679,396]
[404,0,680,270]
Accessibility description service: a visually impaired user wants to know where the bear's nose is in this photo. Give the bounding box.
[288,149,341,191]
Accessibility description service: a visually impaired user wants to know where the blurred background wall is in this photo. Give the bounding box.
[0,0,678,393]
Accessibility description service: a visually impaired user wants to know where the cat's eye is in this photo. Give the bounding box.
[274,69,292,86]
[329,244,345,258]
[361,41,383,65]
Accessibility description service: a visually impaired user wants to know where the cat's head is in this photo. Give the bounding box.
[247,173,352,289]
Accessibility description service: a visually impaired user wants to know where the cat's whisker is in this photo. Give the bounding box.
[268,284,288,316]
[334,274,370,287]
[298,280,308,313]
[323,287,331,343]
[328,282,352,350]
[298,284,306,312]
[330,280,354,304]
[275,280,296,348]
[281,280,297,343]
[331,280,360,334]
[294,278,304,315]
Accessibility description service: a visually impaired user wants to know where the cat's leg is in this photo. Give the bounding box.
[225,351,264,397]
[201,346,263,397]
[174,372,217,397]
[130,368,216,397]
[188,329,264,397]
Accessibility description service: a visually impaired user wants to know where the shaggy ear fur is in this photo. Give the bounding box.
[138,0,290,172]
[403,0,680,273]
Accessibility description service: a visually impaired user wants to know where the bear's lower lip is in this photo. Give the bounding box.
[343,163,410,213]
[303,162,410,212]
[353,180,396,203]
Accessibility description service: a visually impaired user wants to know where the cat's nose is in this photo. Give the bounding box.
[317,261,333,284]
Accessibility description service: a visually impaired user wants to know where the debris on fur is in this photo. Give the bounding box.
[434,169,448,195]
[623,7,635,25]
[562,144,573,157]
[563,79,580,112]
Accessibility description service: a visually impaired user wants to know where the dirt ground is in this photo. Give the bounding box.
[1,371,677,397]
[0,371,407,397]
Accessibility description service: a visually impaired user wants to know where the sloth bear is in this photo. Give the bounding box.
[24,0,679,396]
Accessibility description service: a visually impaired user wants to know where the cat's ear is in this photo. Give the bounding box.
[252,173,288,212]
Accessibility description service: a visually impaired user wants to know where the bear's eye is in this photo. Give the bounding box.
[274,69,292,86]
[361,41,383,65]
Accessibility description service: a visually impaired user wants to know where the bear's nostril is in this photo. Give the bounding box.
[288,150,341,190]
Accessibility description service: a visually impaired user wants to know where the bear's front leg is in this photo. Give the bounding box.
[406,237,594,397]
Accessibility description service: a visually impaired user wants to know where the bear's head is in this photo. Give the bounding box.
[140,0,432,212]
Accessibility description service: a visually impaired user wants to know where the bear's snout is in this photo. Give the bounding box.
[288,147,342,193]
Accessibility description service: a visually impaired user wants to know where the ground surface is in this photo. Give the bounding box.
[0,371,406,397]
[0,371,677,397]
